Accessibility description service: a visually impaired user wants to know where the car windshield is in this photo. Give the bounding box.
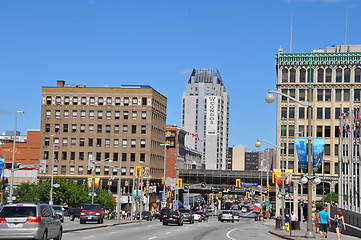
[222,211,232,214]
[0,207,36,217]
[83,205,100,210]
[233,212,239,215]
[52,206,62,211]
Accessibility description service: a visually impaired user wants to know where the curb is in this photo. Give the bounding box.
[63,220,144,233]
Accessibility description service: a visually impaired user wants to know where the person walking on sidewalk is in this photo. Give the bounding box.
[290,211,298,230]
[318,206,331,240]
[334,209,346,240]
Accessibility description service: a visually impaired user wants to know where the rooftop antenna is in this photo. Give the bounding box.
[289,13,293,53]
[344,8,348,46]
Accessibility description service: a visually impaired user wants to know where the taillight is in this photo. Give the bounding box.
[163,215,167,218]
[26,217,41,223]
[174,215,180,218]
[0,218,6,223]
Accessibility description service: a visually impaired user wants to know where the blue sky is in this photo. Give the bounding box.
[0,0,360,150]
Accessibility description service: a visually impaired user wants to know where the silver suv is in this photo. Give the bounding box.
[0,203,62,240]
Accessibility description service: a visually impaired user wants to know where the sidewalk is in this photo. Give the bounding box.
[262,219,360,240]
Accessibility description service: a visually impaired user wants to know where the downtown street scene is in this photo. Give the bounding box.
[1,0,361,240]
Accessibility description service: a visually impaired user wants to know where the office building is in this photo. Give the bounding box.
[182,69,229,170]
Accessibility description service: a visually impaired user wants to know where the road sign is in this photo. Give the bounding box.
[201,182,206,189]
[184,185,189,192]
[241,183,258,186]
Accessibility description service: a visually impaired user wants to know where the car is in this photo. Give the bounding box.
[0,203,62,240]
[51,205,65,223]
[218,211,234,222]
[241,207,248,213]
[198,212,209,222]
[79,204,105,224]
[233,211,240,221]
[192,211,202,222]
[162,210,183,226]
[156,208,171,222]
[142,211,153,221]
[179,209,194,224]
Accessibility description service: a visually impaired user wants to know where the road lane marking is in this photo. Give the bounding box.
[176,229,182,231]
[148,237,157,240]
[226,228,238,240]
[83,237,94,239]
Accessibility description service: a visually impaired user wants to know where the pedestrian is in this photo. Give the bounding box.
[318,206,331,240]
[290,211,298,230]
[313,211,320,233]
[334,209,346,240]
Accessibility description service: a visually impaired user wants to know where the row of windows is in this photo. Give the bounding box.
[46,96,148,107]
[44,138,147,148]
[43,151,145,162]
[48,165,139,176]
[280,143,336,156]
[281,88,361,102]
[45,124,147,134]
[281,67,361,83]
[45,109,147,120]
[280,160,337,175]
[281,107,348,120]
[281,125,340,138]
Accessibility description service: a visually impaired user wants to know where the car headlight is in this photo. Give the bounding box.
[95,213,100,216]
[80,213,85,216]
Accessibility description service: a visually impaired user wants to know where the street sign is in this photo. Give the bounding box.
[184,185,189,192]
[241,183,258,186]
[201,182,206,189]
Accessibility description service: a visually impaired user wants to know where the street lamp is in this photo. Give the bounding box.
[49,135,56,205]
[255,139,285,229]
[160,143,170,208]
[9,110,24,204]
[266,84,315,238]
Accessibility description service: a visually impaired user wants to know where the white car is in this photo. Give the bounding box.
[241,207,247,213]
[192,212,202,222]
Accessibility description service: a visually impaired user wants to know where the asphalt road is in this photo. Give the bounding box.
[62,213,282,240]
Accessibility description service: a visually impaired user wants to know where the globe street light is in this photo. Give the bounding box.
[9,110,24,204]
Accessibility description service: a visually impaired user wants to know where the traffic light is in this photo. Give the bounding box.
[262,194,266,201]
[246,192,250,198]
[167,191,172,198]
[135,166,142,177]
[266,184,270,192]
[161,177,164,185]
[272,173,275,183]
[209,193,213,200]
[235,179,241,188]
[177,178,183,188]
[218,191,222,198]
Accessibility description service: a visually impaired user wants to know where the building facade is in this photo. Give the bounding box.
[39,81,167,183]
[275,45,361,213]
[182,69,229,170]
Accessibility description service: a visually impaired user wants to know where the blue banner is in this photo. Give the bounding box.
[295,138,307,171]
[313,138,325,173]
[0,158,5,176]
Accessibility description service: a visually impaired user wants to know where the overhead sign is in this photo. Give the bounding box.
[241,183,258,186]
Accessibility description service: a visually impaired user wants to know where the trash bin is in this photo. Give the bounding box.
[285,223,290,232]
[275,218,281,229]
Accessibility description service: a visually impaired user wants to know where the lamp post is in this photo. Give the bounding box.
[160,143,170,208]
[49,135,56,205]
[90,157,111,204]
[9,110,24,204]
[255,139,285,228]
[265,78,315,237]
[116,158,122,223]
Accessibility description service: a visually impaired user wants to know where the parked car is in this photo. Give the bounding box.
[0,203,62,240]
[192,211,202,222]
[51,205,65,223]
[218,211,234,222]
[142,211,153,221]
[233,211,240,221]
[179,209,194,224]
[79,204,105,224]
[162,210,183,226]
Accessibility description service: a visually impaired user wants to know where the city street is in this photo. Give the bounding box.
[62,213,281,240]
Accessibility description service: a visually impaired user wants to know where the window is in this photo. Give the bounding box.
[317,68,324,82]
[317,108,323,119]
[288,125,294,137]
[142,97,147,106]
[104,166,109,175]
[124,111,128,120]
[355,68,361,82]
[106,97,112,105]
[122,153,127,161]
[115,97,120,105]
[62,138,68,146]
[141,111,147,120]
[114,125,119,133]
[132,125,136,134]
[299,89,305,101]
[288,143,294,155]
[141,125,146,134]
[46,96,52,104]
[290,69,296,82]
[105,139,110,147]
[98,111,103,119]
[106,125,111,133]
[289,89,295,98]
[64,110,69,118]
[132,97,138,105]
[70,152,75,160]
[54,138,59,146]
[81,110,86,118]
[81,97,87,105]
[281,107,287,118]
[113,152,118,161]
[289,107,295,119]
[324,162,330,174]
[140,139,146,148]
[89,124,94,132]
[131,139,136,148]
[140,153,145,162]
[335,108,341,119]
[80,124,85,133]
[324,126,331,137]
[64,96,70,105]
[335,126,339,138]
[88,138,93,147]
[55,124,60,132]
[282,69,288,82]
[124,97,129,106]
[62,152,67,160]
[130,167,134,175]
[132,111,137,119]
[72,124,77,132]
[44,151,49,160]
[71,138,76,146]
[298,126,305,136]
[97,125,102,133]
[61,165,66,174]
[325,68,332,82]
[123,125,128,133]
[95,166,100,175]
[325,89,331,101]
[336,89,342,101]
[354,89,361,101]
[344,89,350,101]
[54,152,58,160]
[121,167,126,175]
[44,137,50,146]
[98,97,103,105]
[112,167,118,175]
[55,110,61,119]
[299,69,306,83]
[281,89,288,101]
[45,124,50,132]
[63,124,68,132]
[96,138,102,147]
[89,110,94,119]
[336,68,342,82]
[106,111,111,119]
[122,139,127,148]
[53,165,58,174]
[317,89,323,101]
[55,96,61,105]
[115,111,120,119]
[46,110,51,118]
[325,108,331,119]
[344,68,350,82]
[78,166,84,174]
[130,153,136,161]
[90,97,95,105]
[80,138,85,147]
[73,96,78,105]
[79,152,84,160]
[316,126,323,137]
[114,139,119,147]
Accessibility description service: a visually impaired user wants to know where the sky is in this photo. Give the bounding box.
[0,0,360,151]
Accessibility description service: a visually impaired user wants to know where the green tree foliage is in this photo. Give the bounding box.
[323,192,338,203]
[13,182,39,202]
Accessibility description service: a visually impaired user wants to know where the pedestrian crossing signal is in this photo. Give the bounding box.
[135,166,142,177]
[177,178,183,188]
[235,179,241,188]
[161,177,164,185]
[246,192,250,198]
[167,191,172,198]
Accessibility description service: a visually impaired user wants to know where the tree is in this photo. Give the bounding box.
[13,182,40,202]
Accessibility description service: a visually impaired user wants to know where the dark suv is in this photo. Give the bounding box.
[162,210,183,226]
[179,209,194,224]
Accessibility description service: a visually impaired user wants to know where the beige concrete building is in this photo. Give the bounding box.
[39,81,167,183]
[275,45,361,214]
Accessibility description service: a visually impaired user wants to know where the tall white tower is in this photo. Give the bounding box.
[182,69,229,170]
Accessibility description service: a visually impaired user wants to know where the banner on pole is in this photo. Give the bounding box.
[0,158,5,176]
[313,138,325,173]
[295,138,307,171]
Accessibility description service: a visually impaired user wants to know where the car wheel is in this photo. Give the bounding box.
[80,220,85,224]
[221,220,224,222]
[39,230,47,240]
[54,229,62,240]
[232,220,234,223]
[162,222,168,225]
[98,219,102,224]
[198,219,202,222]
[69,214,75,221]
[61,219,64,223]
